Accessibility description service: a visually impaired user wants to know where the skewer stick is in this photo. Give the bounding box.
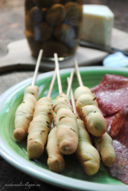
[67,70,74,97]
[54,53,63,94]
[67,77,77,114]
[74,59,83,87]
[70,89,77,115]
[47,71,56,98]
[32,49,43,86]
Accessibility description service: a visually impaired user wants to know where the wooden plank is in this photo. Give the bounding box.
[0,28,128,73]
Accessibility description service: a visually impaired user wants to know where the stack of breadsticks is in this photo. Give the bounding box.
[13,53,116,176]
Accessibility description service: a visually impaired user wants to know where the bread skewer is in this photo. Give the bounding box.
[27,71,56,159]
[13,50,43,141]
[74,60,106,137]
[53,54,78,155]
[67,77,100,175]
[46,125,65,172]
[94,133,116,167]
[46,69,74,172]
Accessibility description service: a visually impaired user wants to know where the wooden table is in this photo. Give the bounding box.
[0,0,128,190]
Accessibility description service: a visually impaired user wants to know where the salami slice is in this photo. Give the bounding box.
[109,106,128,137]
[109,121,128,184]
[92,74,128,184]
[92,74,128,116]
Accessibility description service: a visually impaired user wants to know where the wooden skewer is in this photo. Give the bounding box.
[32,49,43,86]
[54,53,63,94]
[67,70,74,97]
[70,89,77,115]
[67,77,77,114]
[74,59,83,87]
[47,71,56,98]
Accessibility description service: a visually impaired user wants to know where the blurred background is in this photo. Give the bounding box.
[0,0,128,44]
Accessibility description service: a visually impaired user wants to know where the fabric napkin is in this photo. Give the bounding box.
[103,52,128,67]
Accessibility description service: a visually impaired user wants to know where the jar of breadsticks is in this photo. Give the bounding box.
[25,0,83,60]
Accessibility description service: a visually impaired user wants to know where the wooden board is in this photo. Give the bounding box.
[0,28,128,73]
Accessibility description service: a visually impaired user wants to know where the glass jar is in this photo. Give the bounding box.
[25,0,83,60]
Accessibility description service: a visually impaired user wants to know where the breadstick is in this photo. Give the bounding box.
[94,132,116,167]
[27,71,56,159]
[46,127,65,172]
[68,79,100,176]
[74,60,106,137]
[13,50,43,141]
[46,71,65,172]
[77,118,100,175]
[54,53,78,155]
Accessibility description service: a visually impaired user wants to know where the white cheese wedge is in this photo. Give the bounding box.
[81,5,114,46]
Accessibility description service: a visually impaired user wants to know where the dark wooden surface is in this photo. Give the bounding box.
[0,0,128,191]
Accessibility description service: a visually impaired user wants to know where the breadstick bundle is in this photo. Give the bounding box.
[74,60,107,137]
[53,54,78,155]
[14,51,116,174]
[13,50,43,141]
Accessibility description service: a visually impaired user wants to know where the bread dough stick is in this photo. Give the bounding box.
[27,70,56,159]
[27,97,53,159]
[74,60,106,137]
[46,127,65,172]
[81,104,107,137]
[54,54,78,155]
[75,86,97,118]
[77,118,100,175]
[69,84,100,176]
[53,92,72,113]
[95,132,116,167]
[54,93,78,155]
[13,85,39,141]
[13,50,43,141]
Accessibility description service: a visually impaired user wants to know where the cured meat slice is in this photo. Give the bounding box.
[109,121,128,184]
[105,108,128,184]
[92,74,128,184]
[92,74,128,116]
[109,106,128,137]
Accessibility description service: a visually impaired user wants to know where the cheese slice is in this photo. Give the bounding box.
[81,5,114,46]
